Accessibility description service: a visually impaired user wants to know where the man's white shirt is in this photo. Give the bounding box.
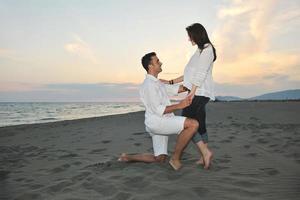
[183,43,215,100]
[139,74,179,133]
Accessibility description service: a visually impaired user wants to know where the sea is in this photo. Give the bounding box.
[0,102,145,127]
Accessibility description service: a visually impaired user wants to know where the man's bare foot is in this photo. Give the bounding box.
[118,153,130,162]
[203,150,213,169]
[169,159,182,171]
[196,157,204,165]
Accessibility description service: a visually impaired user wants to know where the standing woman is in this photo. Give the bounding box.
[161,23,216,169]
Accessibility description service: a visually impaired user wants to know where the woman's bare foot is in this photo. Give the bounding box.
[203,150,213,169]
[169,159,182,171]
[118,153,130,162]
[196,157,204,165]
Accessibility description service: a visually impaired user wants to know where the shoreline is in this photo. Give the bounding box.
[0,110,145,129]
[1,100,299,128]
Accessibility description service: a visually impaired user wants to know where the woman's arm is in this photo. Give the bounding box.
[188,84,198,100]
[171,75,184,84]
[160,75,183,85]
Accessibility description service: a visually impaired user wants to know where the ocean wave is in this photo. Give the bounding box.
[40,117,58,121]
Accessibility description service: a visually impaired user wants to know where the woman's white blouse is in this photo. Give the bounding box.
[183,43,215,100]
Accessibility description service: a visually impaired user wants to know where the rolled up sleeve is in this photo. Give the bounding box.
[191,47,213,87]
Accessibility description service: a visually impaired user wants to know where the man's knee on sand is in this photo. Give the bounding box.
[184,118,199,130]
[154,154,167,163]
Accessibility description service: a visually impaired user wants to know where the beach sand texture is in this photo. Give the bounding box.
[1,102,299,200]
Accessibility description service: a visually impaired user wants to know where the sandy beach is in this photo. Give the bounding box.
[0,102,299,200]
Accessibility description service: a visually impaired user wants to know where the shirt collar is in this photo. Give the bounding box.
[146,74,159,82]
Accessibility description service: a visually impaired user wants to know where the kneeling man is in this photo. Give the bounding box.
[119,52,198,170]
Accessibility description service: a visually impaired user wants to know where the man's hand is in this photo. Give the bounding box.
[163,96,192,114]
[177,96,192,109]
[159,79,170,84]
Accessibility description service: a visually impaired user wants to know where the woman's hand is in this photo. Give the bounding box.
[159,79,170,84]
[187,92,195,101]
[187,85,197,101]
[178,96,192,109]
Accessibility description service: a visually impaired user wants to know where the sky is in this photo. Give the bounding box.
[0,0,299,102]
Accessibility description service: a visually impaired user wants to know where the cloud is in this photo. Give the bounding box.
[64,34,98,64]
[0,82,141,102]
[0,82,41,92]
[0,48,21,61]
[212,0,300,90]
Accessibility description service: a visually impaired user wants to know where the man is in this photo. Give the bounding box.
[119,52,199,170]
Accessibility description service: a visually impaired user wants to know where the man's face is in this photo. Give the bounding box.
[150,55,162,73]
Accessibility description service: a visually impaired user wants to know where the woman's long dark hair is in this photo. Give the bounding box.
[186,23,217,61]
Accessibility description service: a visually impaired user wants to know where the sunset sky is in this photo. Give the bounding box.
[0,0,299,101]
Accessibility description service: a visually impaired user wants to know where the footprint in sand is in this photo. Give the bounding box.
[213,165,230,172]
[249,116,259,121]
[0,170,10,180]
[223,154,232,159]
[113,192,132,200]
[286,152,300,159]
[48,164,71,174]
[216,158,231,164]
[228,136,235,140]
[46,180,73,193]
[72,161,82,166]
[259,167,279,176]
[264,132,272,136]
[230,172,261,178]
[132,132,145,136]
[14,177,26,182]
[29,184,44,190]
[192,186,210,197]
[15,193,41,200]
[81,179,117,197]
[123,176,150,188]
[220,139,232,143]
[269,144,278,148]
[232,180,258,188]
[71,171,91,182]
[58,153,79,159]
[256,138,269,144]
[89,148,107,154]
[245,152,257,157]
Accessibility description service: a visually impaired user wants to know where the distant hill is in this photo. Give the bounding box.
[216,89,300,101]
[250,89,300,100]
[215,96,243,101]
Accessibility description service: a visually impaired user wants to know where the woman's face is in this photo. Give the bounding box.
[188,35,196,46]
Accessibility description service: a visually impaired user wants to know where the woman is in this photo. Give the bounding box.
[161,23,216,169]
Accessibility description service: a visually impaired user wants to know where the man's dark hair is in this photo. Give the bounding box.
[141,52,156,72]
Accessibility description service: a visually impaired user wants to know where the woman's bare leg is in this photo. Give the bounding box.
[169,118,198,170]
[196,141,213,169]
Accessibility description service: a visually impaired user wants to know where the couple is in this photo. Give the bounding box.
[119,23,216,170]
